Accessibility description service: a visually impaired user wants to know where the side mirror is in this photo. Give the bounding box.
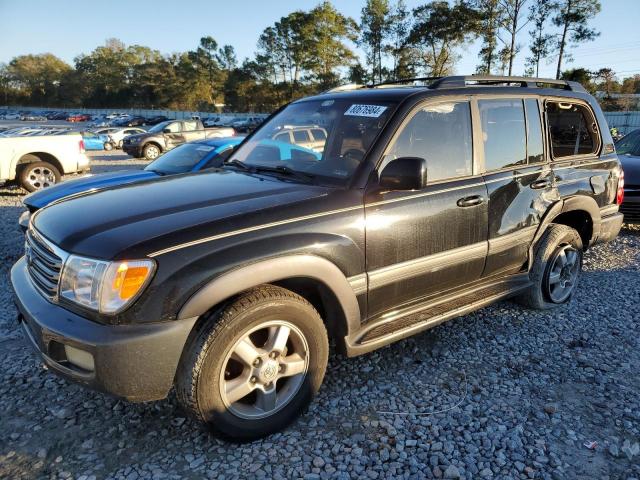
[379,157,427,190]
[162,128,171,133]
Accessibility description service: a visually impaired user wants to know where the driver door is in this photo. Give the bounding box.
[364,99,488,319]
[163,122,184,150]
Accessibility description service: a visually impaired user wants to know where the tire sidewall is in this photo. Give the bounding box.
[143,144,160,160]
[194,297,327,440]
[19,161,61,192]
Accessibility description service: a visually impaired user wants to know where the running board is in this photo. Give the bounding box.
[344,274,531,356]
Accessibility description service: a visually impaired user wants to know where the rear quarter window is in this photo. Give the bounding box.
[546,101,600,159]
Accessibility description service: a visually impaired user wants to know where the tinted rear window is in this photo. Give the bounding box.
[547,102,599,158]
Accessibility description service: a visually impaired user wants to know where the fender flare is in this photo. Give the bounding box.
[177,254,361,339]
[529,195,602,266]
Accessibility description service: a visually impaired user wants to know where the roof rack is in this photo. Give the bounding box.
[429,75,587,93]
[368,77,442,88]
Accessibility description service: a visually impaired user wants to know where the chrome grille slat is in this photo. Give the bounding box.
[25,229,65,300]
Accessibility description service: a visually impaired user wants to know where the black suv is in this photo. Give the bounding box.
[12,76,624,440]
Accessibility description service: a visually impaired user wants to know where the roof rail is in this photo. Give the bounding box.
[368,77,442,88]
[429,75,587,93]
[322,83,364,94]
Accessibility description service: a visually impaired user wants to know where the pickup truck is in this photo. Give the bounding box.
[122,119,235,160]
[0,132,90,191]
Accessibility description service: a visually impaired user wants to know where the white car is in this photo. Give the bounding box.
[0,132,90,191]
[3,113,21,120]
[93,127,146,148]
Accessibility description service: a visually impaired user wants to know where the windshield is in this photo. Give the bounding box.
[615,130,640,156]
[230,99,396,184]
[148,121,171,133]
[145,143,217,174]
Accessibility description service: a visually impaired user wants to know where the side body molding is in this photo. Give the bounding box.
[178,254,362,339]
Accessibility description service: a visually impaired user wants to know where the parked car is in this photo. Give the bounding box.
[91,127,145,149]
[2,112,21,120]
[67,113,90,122]
[21,113,47,121]
[80,131,111,151]
[11,75,623,441]
[18,137,245,230]
[230,115,264,133]
[122,119,234,160]
[145,115,168,125]
[272,125,328,153]
[0,131,89,191]
[615,128,640,223]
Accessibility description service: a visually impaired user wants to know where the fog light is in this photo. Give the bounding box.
[64,345,95,372]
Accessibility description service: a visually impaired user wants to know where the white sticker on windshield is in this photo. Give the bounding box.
[344,104,387,118]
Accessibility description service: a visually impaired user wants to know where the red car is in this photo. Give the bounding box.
[67,113,91,123]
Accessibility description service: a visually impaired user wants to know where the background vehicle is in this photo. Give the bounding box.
[272,125,327,153]
[11,76,623,441]
[125,116,147,127]
[18,137,245,229]
[0,132,89,191]
[145,115,168,125]
[122,119,234,160]
[81,131,110,150]
[230,115,264,133]
[615,129,640,223]
[92,127,146,149]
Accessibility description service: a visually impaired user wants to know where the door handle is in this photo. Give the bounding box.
[530,179,550,190]
[456,195,484,207]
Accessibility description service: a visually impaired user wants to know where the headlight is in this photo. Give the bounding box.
[59,255,155,314]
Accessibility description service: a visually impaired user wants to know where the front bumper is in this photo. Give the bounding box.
[11,257,197,402]
[122,144,143,157]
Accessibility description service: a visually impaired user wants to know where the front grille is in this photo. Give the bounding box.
[621,202,640,223]
[26,229,64,299]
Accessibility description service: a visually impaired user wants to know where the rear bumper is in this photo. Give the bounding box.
[596,212,624,244]
[11,257,197,402]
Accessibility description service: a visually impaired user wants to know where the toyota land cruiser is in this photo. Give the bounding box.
[12,76,624,440]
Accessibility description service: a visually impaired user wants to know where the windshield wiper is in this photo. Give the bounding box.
[253,165,315,183]
[223,159,253,171]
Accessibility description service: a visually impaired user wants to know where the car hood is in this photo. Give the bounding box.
[620,154,640,187]
[24,170,159,210]
[32,170,335,259]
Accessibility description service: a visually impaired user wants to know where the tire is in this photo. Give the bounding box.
[176,285,329,441]
[117,140,123,149]
[104,142,113,151]
[515,224,583,310]
[142,143,161,160]
[18,159,61,192]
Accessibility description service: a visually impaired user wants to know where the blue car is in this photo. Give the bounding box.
[20,137,244,230]
[81,131,111,150]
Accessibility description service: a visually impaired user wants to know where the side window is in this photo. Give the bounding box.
[183,121,198,131]
[478,99,527,171]
[525,99,544,163]
[615,130,640,155]
[383,101,473,182]
[274,132,292,144]
[292,130,310,143]
[546,101,599,158]
[311,128,327,141]
[165,122,181,133]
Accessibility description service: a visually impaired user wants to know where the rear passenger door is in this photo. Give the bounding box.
[479,97,556,278]
[364,99,488,319]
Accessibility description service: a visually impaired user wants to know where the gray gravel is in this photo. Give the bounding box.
[1,153,639,479]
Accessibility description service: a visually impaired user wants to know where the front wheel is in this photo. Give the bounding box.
[18,160,61,192]
[104,142,113,151]
[142,144,161,160]
[515,224,583,309]
[176,286,328,441]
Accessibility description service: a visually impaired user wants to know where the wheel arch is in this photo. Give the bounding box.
[142,141,163,153]
[14,152,64,179]
[531,195,601,261]
[177,255,361,354]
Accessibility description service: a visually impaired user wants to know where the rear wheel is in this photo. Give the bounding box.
[515,224,583,309]
[176,286,328,441]
[104,142,113,151]
[18,159,61,192]
[143,144,161,160]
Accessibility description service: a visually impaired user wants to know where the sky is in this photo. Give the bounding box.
[0,0,638,79]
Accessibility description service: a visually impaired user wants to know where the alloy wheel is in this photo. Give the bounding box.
[546,244,580,303]
[219,320,309,420]
[26,166,57,190]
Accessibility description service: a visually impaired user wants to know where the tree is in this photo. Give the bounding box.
[498,0,529,75]
[525,0,557,77]
[5,53,73,106]
[386,0,417,80]
[303,1,359,87]
[552,0,601,79]
[409,1,477,77]
[472,0,504,74]
[359,0,392,84]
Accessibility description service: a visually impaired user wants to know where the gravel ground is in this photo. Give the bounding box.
[0,154,639,479]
